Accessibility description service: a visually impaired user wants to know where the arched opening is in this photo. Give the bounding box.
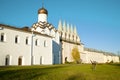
[26,38,28,45]
[1,33,6,42]
[5,55,10,66]
[18,57,22,65]
[40,56,42,64]
[15,35,20,44]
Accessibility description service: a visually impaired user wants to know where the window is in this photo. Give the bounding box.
[44,40,48,47]
[26,37,31,45]
[15,35,20,44]
[35,39,40,46]
[35,39,37,46]
[15,37,17,43]
[65,33,67,39]
[26,38,28,45]
[72,35,74,41]
[1,34,4,41]
[0,33,6,42]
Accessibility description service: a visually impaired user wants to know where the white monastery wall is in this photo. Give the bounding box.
[83,50,119,63]
[84,50,105,63]
[80,53,88,63]
[0,27,31,65]
[61,41,83,63]
[0,26,53,66]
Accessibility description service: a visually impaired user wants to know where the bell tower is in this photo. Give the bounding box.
[38,1,48,22]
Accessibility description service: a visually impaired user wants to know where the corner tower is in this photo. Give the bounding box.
[38,7,48,22]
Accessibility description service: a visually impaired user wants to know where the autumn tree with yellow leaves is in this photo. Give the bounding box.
[71,46,80,63]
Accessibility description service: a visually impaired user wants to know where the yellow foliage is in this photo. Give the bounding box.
[71,46,80,63]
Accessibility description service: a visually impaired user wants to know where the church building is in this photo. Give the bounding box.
[0,6,119,66]
[0,7,60,66]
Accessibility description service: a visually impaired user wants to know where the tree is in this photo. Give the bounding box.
[71,46,80,63]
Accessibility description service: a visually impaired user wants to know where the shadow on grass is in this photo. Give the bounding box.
[0,65,68,80]
[0,68,46,80]
[108,63,120,67]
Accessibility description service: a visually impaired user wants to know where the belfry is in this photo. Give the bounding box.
[38,7,48,22]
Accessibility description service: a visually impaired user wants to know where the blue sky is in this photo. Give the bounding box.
[0,0,120,54]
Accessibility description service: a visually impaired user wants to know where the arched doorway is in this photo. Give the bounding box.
[5,55,10,66]
[40,56,42,64]
[18,57,22,65]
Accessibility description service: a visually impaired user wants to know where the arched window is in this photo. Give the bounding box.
[65,33,67,40]
[26,37,28,44]
[72,35,74,41]
[35,39,40,46]
[35,39,37,46]
[26,37,30,45]
[15,35,20,44]
[44,40,48,47]
[0,33,6,42]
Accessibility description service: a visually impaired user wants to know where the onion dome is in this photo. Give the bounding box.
[38,7,48,15]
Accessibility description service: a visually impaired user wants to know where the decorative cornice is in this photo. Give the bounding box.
[0,24,52,38]
[33,21,54,29]
[60,38,80,45]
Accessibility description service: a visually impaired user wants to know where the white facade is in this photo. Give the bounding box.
[0,25,53,66]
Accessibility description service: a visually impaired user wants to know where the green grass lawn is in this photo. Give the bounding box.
[0,64,120,80]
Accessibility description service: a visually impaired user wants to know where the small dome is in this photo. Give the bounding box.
[38,7,48,15]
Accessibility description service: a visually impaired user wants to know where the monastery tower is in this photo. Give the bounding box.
[58,20,84,63]
[58,20,80,44]
[38,7,48,22]
[31,6,60,64]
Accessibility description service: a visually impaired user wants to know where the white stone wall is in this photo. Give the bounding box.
[0,26,53,66]
[113,56,119,63]
[80,53,88,63]
[83,50,119,63]
[61,41,71,63]
[61,41,83,63]
[83,51,105,63]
